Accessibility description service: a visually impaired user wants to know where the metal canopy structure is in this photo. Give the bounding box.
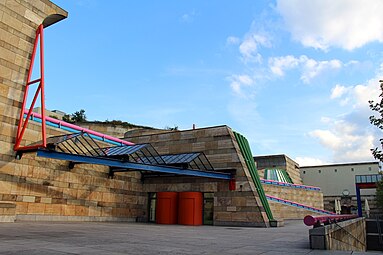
[12,25,231,182]
[21,132,231,180]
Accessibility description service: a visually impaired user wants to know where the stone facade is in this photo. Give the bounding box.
[0,0,324,226]
[0,0,147,222]
[125,126,270,227]
[254,154,302,184]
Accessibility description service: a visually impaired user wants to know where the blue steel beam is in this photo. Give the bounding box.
[36,150,232,180]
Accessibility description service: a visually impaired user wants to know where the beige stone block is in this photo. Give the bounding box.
[24,9,43,25]
[227,206,236,212]
[1,12,23,32]
[88,206,101,217]
[27,203,45,214]
[214,212,231,221]
[0,181,13,193]
[40,197,52,204]
[232,197,246,207]
[0,65,12,80]
[22,195,35,202]
[0,47,16,63]
[15,202,28,214]
[63,204,76,216]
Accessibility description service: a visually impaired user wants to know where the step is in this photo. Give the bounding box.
[367,233,383,251]
[366,219,383,233]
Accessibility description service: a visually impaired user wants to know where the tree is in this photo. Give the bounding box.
[71,109,86,122]
[369,81,383,211]
[61,109,86,123]
[369,81,383,161]
[376,177,383,211]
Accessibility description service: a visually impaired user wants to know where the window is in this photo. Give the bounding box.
[303,171,306,174]
[318,170,321,173]
[369,167,372,171]
[351,168,354,171]
[334,169,337,172]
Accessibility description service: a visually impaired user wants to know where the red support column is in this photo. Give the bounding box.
[14,24,47,151]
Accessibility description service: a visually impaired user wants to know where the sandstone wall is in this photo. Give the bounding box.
[125,126,270,227]
[0,0,147,222]
[263,183,324,219]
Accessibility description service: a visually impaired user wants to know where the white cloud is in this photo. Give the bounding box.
[269,55,300,76]
[301,58,342,83]
[295,157,326,167]
[228,74,254,96]
[268,55,343,83]
[309,70,383,163]
[226,36,240,45]
[330,84,349,99]
[310,121,376,162]
[330,70,381,108]
[239,34,269,63]
[276,0,383,50]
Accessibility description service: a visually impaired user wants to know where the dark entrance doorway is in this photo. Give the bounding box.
[148,193,156,222]
[203,193,214,225]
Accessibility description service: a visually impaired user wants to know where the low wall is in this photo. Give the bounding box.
[262,182,323,219]
[309,217,366,251]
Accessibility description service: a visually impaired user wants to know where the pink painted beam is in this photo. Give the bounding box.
[25,110,135,146]
[304,214,358,226]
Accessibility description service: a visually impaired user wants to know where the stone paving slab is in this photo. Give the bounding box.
[0,220,380,254]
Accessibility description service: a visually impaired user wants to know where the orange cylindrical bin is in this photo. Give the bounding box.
[156,192,178,224]
[178,192,203,226]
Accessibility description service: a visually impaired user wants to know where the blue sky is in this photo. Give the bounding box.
[43,0,383,165]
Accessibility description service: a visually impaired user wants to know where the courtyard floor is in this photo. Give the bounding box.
[0,220,380,254]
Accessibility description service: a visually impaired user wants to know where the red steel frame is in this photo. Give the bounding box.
[14,24,47,151]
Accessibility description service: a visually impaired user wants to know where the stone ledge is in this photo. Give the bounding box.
[0,202,16,208]
[15,214,137,222]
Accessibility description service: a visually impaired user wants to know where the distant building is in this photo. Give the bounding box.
[300,162,380,214]
[254,154,302,184]
[32,107,66,120]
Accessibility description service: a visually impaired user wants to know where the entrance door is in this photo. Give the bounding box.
[203,193,214,225]
[148,193,156,222]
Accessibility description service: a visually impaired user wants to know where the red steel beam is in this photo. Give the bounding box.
[14,24,46,151]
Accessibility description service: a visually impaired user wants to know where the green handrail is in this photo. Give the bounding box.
[234,131,274,221]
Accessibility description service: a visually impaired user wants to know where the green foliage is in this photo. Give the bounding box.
[370,81,383,211]
[165,125,179,131]
[62,109,86,123]
[62,114,74,123]
[72,109,86,122]
[369,82,383,161]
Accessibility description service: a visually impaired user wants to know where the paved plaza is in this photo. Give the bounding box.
[0,220,380,254]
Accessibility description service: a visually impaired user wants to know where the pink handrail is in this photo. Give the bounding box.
[25,110,134,146]
[304,214,358,226]
[260,178,321,190]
